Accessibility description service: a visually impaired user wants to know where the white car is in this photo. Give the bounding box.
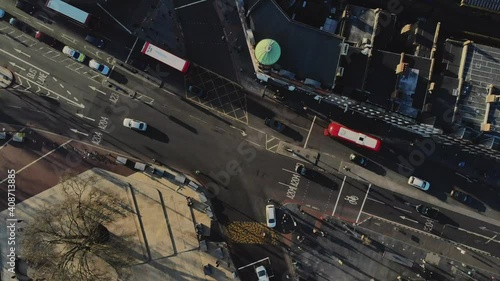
[408,176,430,191]
[123,118,147,131]
[89,59,110,75]
[265,205,276,228]
[255,265,269,281]
[62,46,85,62]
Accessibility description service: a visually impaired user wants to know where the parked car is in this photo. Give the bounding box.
[0,9,5,19]
[295,163,315,179]
[35,31,57,46]
[89,59,110,75]
[255,265,270,281]
[416,204,439,219]
[123,118,147,131]
[264,117,285,132]
[450,190,472,205]
[408,176,430,191]
[62,46,85,62]
[85,35,105,48]
[265,205,276,228]
[16,0,37,15]
[349,153,367,166]
[9,18,20,27]
[188,85,208,99]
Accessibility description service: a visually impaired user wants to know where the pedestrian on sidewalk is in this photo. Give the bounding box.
[215,260,220,267]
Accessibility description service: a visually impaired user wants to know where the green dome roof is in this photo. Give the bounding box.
[255,39,281,65]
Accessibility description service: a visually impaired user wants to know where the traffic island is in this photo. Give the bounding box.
[276,141,319,165]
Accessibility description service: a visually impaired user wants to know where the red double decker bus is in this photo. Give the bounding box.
[324,122,381,151]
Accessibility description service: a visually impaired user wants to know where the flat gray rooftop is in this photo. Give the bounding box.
[248,0,344,88]
[342,5,376,44]
[460,43,500,132]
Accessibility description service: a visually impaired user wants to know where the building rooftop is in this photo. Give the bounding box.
[459,42,500,134]
[340,5,396,49]
[248,0,344,89]
[460,0,500,13]
[364,51,431,117]
[342,5,377,45]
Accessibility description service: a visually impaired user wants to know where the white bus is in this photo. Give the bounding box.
[141,42,190,73]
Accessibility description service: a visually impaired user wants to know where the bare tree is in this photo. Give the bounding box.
[21,171,134,281]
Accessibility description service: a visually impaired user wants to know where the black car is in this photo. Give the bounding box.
[295,163,315,179]
[16,0,37,15]
[416,204,439,219]
[349,153,367,166]
[264,117,285,132]
[85,35,105,48]
[450,190,472,204]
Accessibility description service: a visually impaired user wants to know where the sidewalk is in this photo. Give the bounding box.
[0,127,239,281]
[284,203,500,281]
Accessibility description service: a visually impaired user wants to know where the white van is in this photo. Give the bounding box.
[265,205,276,228]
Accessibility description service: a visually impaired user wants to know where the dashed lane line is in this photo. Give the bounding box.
[367,197,385,204]
[0,139,72,184]
[393,206,412,213]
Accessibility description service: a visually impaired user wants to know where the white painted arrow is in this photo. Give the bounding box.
[9,62,26,72]
[14,48,31,58]
[70,128,89,136]
[230,125,247,136]
[88,85,107,95]
[75,113,95,121]
[399,216,419,224]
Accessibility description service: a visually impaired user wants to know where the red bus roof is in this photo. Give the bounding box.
[325,122,381,151]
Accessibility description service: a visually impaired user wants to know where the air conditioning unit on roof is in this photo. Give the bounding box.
[336,67,344,77]
[340,43,349,56]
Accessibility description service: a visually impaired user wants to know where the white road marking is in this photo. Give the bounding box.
[281,168,297,174]
[61,34,76,43]
[15,74,84,108]
[67,90,71,95]
[52,77,57,82]
[97,3,132,34]
[161,88,177,96]
[399,216,419,223]
[393,206,412,213]
[1,49,50,74]
[188,115,208,124]
[60,84,64,88]
[175,0,210,10]
[0,140,72,183]
[88,85,107,95]
[7,105,21,109]
[331,176,347,216]
[14,48,31,58]
[76,113,95,121]
[245,139,261,147]
[70,128,89,136]
[8,62,26,72]
[73,97,78,102]
[35,21,54,31]
[367,197,385,204]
